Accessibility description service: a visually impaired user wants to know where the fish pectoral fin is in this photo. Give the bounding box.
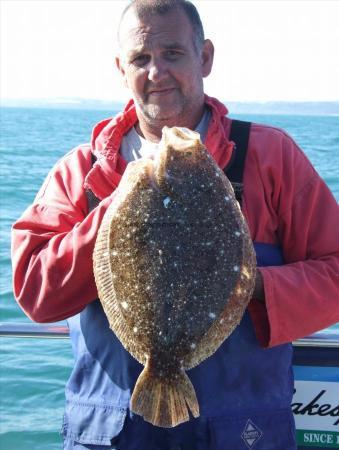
[130,358,199,428]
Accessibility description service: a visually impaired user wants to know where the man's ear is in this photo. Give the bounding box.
[201,39,214,78]
[115,56,128,88]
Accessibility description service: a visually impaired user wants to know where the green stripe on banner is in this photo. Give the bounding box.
[296,430,339,448]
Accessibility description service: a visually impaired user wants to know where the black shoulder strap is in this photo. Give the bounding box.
[224,119,251,205]
[86,153,100,213]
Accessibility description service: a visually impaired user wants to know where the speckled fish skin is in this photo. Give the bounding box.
[93,126,256,428]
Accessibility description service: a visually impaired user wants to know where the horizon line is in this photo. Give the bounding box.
[2,97,339,104]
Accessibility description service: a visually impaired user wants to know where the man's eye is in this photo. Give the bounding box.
[132,55,150,66]
[164,50,181,61]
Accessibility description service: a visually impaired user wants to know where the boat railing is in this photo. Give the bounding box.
[0,322,69,339]
[1,322,339,347]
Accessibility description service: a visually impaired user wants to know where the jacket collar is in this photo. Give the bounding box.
[84,95,234,200]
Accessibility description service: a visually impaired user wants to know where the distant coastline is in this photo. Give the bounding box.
[2,98,339,116]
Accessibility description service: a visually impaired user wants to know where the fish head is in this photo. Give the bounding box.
[154,126,212,191]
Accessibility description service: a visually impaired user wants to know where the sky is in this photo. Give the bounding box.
[1,0,339,103]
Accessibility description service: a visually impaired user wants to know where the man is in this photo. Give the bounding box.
[11,1,339,449]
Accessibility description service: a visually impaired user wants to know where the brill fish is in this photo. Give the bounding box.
[93,126,256,428]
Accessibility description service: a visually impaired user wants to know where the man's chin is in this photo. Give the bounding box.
[142,104,183,122]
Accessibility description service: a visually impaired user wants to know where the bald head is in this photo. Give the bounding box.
[118,0,205,53]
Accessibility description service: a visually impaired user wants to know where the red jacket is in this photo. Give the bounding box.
[11,95,339,347]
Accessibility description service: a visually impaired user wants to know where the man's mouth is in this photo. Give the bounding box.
[148,87,176,96]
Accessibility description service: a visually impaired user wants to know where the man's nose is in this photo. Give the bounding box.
[147,58,168,82]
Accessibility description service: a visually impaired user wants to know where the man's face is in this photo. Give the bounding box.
[116,7,213,126]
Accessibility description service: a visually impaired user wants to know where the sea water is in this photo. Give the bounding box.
[0,107,338,449]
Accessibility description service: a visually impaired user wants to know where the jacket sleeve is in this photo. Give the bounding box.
[245,127,339,347]
[11,147,115,323]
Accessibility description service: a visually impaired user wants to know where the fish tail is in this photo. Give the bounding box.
[130,358,199,428]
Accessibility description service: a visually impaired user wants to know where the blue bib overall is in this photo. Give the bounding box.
[62,243,296,450]
[62,120,297,449]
